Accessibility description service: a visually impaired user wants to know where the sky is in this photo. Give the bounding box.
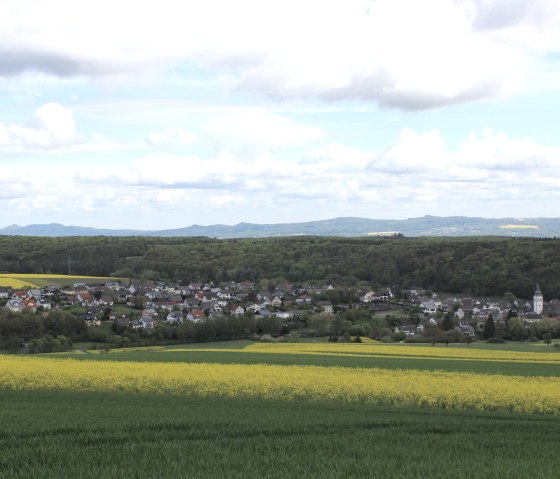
[1,0,560,229]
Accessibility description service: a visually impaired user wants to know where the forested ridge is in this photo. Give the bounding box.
[1,235,559,298]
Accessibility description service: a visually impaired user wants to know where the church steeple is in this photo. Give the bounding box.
[533,284,543,314]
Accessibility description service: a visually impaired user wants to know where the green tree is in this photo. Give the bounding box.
[506,317,528,341]
[483,315,496,339]
[442,313,454,331]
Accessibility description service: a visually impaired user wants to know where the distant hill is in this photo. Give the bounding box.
[2,216,560,238]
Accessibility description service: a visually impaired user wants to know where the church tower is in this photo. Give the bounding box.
[533,283,543,314]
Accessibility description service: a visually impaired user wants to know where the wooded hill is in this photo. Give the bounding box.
[0,235,558,299]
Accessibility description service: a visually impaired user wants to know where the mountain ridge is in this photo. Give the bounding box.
[2,216,560,238]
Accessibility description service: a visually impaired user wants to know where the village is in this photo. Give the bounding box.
[2,278,559,343]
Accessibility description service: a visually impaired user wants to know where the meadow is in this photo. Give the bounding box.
[2,340,560,477]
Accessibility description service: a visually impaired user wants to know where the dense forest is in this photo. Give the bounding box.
[1,235,559,299]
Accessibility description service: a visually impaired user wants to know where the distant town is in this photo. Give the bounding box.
[2,278,558,351]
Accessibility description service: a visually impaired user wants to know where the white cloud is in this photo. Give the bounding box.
[4,125,560,227]
[67,127,560,220]
[373,129,448,173]
[0,103,76,149]
[1,0,558,109]
[455,128,560,170]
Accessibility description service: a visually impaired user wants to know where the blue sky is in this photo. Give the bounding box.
[1,0,560,229]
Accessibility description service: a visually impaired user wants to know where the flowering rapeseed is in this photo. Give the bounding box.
[1,356,559,414]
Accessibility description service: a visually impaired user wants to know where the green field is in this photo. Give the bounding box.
[4,340,560,478]
[56,340,560,377]
[1,389,559,478]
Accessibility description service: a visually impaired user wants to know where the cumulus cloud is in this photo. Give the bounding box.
[2,0,558,109]
[64,126,560,223]
[0,103,76,150]
[5,124,560,227]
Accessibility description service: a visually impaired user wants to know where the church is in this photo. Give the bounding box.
[533,284,543,314]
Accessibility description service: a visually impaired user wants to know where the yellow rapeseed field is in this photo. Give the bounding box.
[0,278,38,288]
[165,342,560,364]
[1,356,559,414]
[0,274,123,288]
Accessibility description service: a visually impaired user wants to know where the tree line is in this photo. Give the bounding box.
[1,235,560,298]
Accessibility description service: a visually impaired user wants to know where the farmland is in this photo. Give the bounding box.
[0,274,123,288]
[2,341,560,477]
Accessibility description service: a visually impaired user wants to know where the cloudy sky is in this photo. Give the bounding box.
[1,0,560,229]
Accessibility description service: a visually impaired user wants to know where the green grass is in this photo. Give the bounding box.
[0,389,559,478]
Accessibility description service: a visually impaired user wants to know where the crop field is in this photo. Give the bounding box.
[58,340,560,377]
[0,273,124,288]
[2,341,560,477]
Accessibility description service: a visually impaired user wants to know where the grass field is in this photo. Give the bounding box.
[0,274,125,288]
[2,340,560,477]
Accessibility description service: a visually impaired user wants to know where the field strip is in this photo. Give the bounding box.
[0,278,39,288]
[160,347,560,365]
[243,343,560,362]
[1,356,559,414]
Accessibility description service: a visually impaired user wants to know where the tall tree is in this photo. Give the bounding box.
[442,313,454,331]
[483,314,496,339]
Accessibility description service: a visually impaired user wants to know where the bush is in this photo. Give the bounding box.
[486,337,506,344]
[404,335,426,343]
[392,332,406,342]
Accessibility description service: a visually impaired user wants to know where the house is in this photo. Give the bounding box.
[145,290,161,301]
[27,288,43,300]
[166,311,184,325]
[523,312,543,323]
[188,309,206,322]
[421,299,438,314]
[22,299,37,312]
[37,299,52,310]
[319,301,334,314]
[245,302,260,312]
[454,308,465,320]
[457,319,475,336]
[271,296,282,308]
[400,325,420,336]
[130,315,156,329]
[98,295,114,306]
[138,317,155,329]
[84,312,101,327]
[5,299,23,312]
[360,291,376,303]
[77,292,95,306]
[257,292,272,302]
[12,291,26,300]
[230,305,245,316]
